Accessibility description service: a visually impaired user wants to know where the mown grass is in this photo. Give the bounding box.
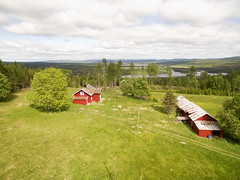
[0,88,239,179]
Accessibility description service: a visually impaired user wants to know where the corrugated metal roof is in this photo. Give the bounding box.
[194,121,222,130]
[177,95,216,121]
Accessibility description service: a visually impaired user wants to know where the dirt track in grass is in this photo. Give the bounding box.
[147,127,240,161]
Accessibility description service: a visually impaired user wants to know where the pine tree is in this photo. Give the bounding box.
[120,77,134,96]
[0,72,11,99]
[133,77,150,97]
[162,90,177,114]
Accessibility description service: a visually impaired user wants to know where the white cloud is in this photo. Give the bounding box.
[0,0,239,60]
[158,0,240,25]
[0,40,32,48]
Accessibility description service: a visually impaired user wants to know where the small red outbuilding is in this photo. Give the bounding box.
[177,95,223,138]
[73,84,102,105]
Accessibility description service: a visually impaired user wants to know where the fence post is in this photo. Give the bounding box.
[114,156,116,180]
[137,110,140,133]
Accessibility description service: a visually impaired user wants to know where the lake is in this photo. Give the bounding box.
[122,70,228,78]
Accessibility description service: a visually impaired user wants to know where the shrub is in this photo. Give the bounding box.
[120,77,134,96]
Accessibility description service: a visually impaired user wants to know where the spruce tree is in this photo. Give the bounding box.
[162,90,177,114]
[0,72,11,99]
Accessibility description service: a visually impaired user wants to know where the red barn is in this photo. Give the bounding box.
[73,84,102,105]
[177,95,223,138]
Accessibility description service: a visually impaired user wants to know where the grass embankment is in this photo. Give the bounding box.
[0,89,239,179]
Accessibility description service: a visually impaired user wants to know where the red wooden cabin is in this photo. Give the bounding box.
[177,95,223,138]
[73,84,102,105]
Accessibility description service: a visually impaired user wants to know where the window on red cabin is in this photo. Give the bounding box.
[80,92,84,95]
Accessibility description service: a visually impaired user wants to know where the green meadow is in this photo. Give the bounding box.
[0,88,240,179]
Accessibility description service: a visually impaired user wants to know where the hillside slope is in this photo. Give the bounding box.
[0,89,239,179]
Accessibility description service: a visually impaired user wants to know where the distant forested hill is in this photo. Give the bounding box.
[3,62,96,75]
[157,56,240,73]
[3,56,240,74]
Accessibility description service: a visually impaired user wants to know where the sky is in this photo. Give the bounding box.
[0,0,240,61]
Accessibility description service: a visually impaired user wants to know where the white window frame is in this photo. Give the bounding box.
[80,92,84,95]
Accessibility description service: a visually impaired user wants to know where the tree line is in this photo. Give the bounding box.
[158,66,240,96]
[62,59,123,88]
[0,60,41,99]
[1,59,240,99]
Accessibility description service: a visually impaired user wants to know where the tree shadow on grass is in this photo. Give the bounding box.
[151,104,167,114]
[124,95,150,101]
[219,130,240,145]
[0,94,17,103]
[29,104,70,113]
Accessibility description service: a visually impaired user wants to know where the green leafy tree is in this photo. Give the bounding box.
[236,76,240,94]
[73,74,80,88]
[102,58,107,87]
[0,72,11,99]
[191,76,199,89]
[107,62,117,86]
[224,79,231,95]
[162,90,177,114]
[189,65,197,78]
[189,65,199,89]
[117,60,123,86]
[94,63,103,87]
[120,77,134,96]
[129,62,135,78]
[6,62,21,92]
[217,95,240,140]
[146,63,153,84]
[0,59,7,75]
[166,65,172,88]
[120,77,150,98]
[147,63,158,85]
[86,72,91,85]
[200,70,208,89]
[133,77,150,97]
[29,68,70,112]
[60,69,73,87]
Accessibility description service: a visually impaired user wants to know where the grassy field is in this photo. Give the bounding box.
[0,88,240,179]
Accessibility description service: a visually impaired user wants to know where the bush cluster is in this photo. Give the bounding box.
[120,77,150,98]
